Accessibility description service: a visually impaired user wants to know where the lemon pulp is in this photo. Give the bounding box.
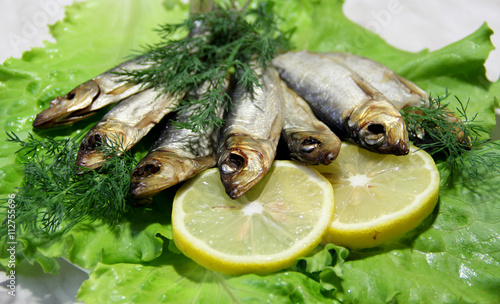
[316,143,440,248]
[172,161,335,275]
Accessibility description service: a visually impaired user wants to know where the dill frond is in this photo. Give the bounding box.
[0,132,138,236]
[117,1,293,133]
[402,94,500,186]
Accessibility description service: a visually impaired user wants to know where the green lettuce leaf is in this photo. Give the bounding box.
[78,241,335,304]
[1,189,174,272]
[1,0,499,303]
[0,0,186,272]
[293,243,349,295]
[331,142,500,304]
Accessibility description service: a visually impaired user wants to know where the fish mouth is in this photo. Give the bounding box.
[75,151,106,170]
[288,132,341,165]
[218,135,273,199]
[129,181,162,199]
[359,122,387,147]
[349,100,409,155]
[358,121,409,155]
[219,151,261,199]
[76,128,128,170]
[130,156,170,198]
[75,132,107,170]
[33,80,101,128]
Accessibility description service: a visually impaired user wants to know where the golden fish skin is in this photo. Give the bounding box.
[76,89,183,170]
[272,51,409,155]
[217,65,284,199]
[280,81,341,165]
[33,57,150,129]
[130,81,227,199]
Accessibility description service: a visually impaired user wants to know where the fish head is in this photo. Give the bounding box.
[347,99,409,155]
[287,131,341,165]
[217,135,273,199]
[76,121,132,170]
[129,151,177,198]
[33,80,100,128]
[130,151,215,198]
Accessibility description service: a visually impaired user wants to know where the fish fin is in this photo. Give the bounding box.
[350,73,386,100]
[135,99,179,130]
[136,113,164,130]
[193,155,217,170]
[393,74,429,103]
[107,83,136,95]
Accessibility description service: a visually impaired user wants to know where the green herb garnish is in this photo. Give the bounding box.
[0,1,293,235]
[1,132,138,236]
[118,1,293,133]
[402,93,500,184]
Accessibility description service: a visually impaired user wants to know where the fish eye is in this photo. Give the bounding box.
[65,91,76,100]
[302,137,321,146]
[367,124,385,135]
[88,134,103,149]
[299,137,321,153]
[143,164,161,175]
[228,153,245,168]
[221,153,246,174]
[132,162,161,177]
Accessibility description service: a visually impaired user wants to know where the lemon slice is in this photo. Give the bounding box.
[171,160,334,275]
[316,143,439,249]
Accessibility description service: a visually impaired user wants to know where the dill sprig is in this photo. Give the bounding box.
[117,1,293,133]
[0,132,138,236]
[402,93,500,185]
